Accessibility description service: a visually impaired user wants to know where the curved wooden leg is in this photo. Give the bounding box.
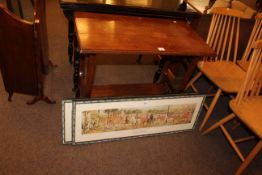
[235,140,262,175]
[48,60,58,69]
[27,96,56,105]
[43,60,58,75]
[8,92,13,102]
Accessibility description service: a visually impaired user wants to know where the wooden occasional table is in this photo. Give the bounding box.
[60,0,200,64]
[74,12,214,98]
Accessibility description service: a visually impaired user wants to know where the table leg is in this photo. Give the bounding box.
[176,57,199,92]
[153,56,166,83]
[68,16,74,64]
[74,28,97,98]
[154,56,199,93]
[73,35,80,95]
[63,10,74,64]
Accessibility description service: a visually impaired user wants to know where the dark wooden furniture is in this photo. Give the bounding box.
[5,0,24,18]
[0,1,55,104]
[74,12,215,98]
[5,0,34,19]
[59,0,201,64]
[5,0,52,74]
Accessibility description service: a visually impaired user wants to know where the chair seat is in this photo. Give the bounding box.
[197,61,246,93]
[230,96,262,138]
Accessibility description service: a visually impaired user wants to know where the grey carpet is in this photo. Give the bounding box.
[0,1,261,175]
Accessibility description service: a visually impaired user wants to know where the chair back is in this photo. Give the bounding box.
[207,7,245,62]
[240,13,262,65]
[235,39,262,106]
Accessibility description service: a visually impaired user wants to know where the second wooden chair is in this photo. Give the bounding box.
[237,12,262,71]
[202,39,262,175]
[185,7,249,131]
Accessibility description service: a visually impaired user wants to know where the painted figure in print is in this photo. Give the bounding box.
[81,103,197,134]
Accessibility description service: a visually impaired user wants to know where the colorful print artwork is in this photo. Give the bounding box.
[62,96,204,144]
[81,103,197,134]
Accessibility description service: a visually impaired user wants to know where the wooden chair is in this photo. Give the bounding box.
[184,0,257,17]
[202,39,262,175]
[0,1,55,104]
[238,12,262,71]
[185,7,247,131]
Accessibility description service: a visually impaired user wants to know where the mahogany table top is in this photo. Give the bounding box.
[75,12,214,57]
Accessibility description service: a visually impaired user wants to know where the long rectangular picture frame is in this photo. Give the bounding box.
[62,95,205,145]
[62,99,73,144]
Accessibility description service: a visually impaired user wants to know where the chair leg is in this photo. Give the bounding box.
[221,125,245,161]
[27,96,56,105]
[185,71,202,91]
[202,113,235,135]
[235,140,262,175]
[203,113,245,161]
[199,88,222,131]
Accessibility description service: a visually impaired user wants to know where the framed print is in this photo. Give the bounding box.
[62,99,73,144]
[69,95,205,145]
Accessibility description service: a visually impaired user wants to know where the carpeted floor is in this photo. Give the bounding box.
[0,1,261,175]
